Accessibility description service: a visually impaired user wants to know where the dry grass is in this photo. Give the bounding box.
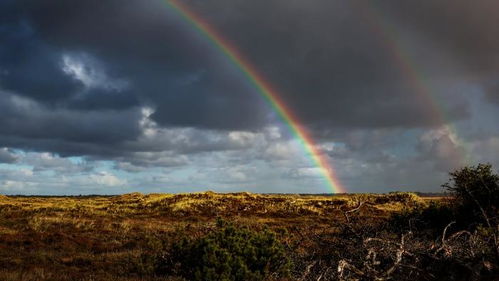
[0,192,429,281]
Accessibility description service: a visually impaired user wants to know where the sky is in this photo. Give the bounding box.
[0,0,498,195]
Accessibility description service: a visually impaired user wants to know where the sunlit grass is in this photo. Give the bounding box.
[0,192,430,281]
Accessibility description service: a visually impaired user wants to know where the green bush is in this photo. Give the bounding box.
[389,201,454,235]
[443,163,499,226]
[124,232,169,276]
[389,164,499,233]
[163,219,291,281]
[386,192,422,204]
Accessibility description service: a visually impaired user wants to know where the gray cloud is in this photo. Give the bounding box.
[0,0,498,194]
[0,148,18,164]
[2,0,481,139]
[0,92,143,155]
[6,0,268,130]
[375,0,499,105]
[23,152,94,174]
[180,0,475,128]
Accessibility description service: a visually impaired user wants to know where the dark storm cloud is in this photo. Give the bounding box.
[0,20,83,103]
[377,0,499,72]
[10,0,268,130]
[375,0,499,105]
[0,92,143,156]
[0,0,497,159]
[180,0,478,128]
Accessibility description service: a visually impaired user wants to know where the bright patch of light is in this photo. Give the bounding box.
[61,53,128,91]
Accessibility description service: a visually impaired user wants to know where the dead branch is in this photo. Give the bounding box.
[338,259,366,279]
[299,260,317,281]
[435,221,455,256]
[342,200,365,224]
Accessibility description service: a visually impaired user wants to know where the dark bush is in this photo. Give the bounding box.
[389,200,455,236]
[162,219,291,281]
[443,163,499,227]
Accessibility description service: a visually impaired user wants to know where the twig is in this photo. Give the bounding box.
[435,221,455,256]
[299,261,317,281]
[385,232,412,277]
[345,201,365,215]
[442,221,456,244]
[338,259,366,279]
[342,200,365,224]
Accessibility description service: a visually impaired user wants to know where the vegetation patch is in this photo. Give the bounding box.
[161,219,291,281]
[0,165,498,280]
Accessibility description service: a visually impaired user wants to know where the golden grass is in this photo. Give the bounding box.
[0,192,439,281]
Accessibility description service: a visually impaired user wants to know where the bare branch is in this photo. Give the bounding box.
[338,259,366,279]
[299,261,317,281]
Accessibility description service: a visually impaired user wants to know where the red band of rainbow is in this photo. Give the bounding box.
[166,0,346,193]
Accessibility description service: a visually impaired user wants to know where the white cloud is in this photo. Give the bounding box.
[264,141,301,161]
[23,152,93,174]
[61,53,128,91]
[418,125,465,171]
[289,167,323,178]
[1,180,38,192]
[88,171,125,187]
[228,131,259,147]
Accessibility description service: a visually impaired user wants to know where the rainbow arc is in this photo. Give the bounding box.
[166,0,346,193]
[356,1,469,166]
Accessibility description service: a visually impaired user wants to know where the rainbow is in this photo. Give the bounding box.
[166,0,346,193]
[355,2,469,166]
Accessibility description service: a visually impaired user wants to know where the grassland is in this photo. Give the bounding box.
[0,192,494,280]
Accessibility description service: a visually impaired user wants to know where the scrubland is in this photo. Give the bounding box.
[0,165,498,280]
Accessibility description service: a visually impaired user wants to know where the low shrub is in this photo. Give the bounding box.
[386,192,422,203]
[443,163,499,227]
[389,201,455,235]
[161,219,291,281]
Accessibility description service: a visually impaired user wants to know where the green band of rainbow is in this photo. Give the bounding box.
[166,0,346,193]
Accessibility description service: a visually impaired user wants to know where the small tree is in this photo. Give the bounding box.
[443,163,499,226]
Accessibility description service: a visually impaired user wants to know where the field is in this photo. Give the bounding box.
[0,192,496,281]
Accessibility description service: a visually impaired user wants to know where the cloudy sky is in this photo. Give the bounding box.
[0,0,498,195]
